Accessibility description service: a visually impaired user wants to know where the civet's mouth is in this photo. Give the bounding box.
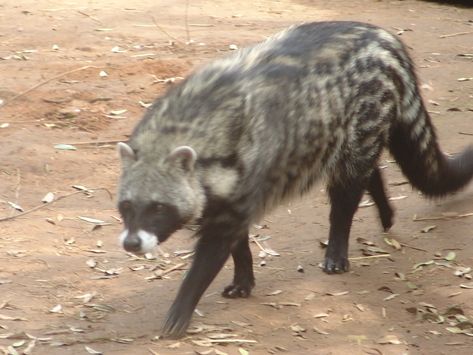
[119,229,158,255]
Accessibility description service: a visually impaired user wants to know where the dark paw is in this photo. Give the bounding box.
[323,257,350,274]
[222,282,253,298]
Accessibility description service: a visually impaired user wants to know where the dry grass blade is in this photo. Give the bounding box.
[439,31,473,39]
[0,314,27,321]
[207,338,257,344]
[148,262,187,280]
[54,139,125,146]
[150,16,185,44]
[1,66,98,108]
[0,187,111,222]
[349,254,391,261]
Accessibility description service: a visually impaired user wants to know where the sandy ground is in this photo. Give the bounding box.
[1,0,473,354]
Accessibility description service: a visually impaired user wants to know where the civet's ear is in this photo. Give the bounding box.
[117,142,137,168]
[165,146,197,172]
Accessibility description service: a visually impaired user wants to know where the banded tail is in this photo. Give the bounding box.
[389,85,473,197]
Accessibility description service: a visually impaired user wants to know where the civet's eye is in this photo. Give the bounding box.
[120,200,132,211]
[152,202,164,213]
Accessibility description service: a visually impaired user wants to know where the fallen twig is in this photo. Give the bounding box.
[148,262,187,280]
[250,235,270,254]
[413,212,473,222]
[159,262,187,277]
[77,10,102,24]
[2,66,98,107]
[400,243,427,252]
[53,139,125,146]
[459,132,473,136]
[349,254,391,261]
[150,16,185,44]
[439,31,473,39]
[184,0,191,43]
[0,187,112,222]
[207,338,257,344]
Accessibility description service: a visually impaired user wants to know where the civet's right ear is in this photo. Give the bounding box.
[117,142,137,168]
[165,146,197,173]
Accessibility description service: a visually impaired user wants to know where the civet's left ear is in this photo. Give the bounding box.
[117,142,137,169]
[165,146,197,172]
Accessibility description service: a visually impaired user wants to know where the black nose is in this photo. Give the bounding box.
[123,235,141,253]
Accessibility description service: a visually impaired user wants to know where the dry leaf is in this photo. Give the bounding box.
[305,293,315,301]
[75,292,97,303]
[363,246,389,255]
[279,302,300,307]
[445,251,456,261]
[356,237,375,246]
[129,265,146,271]
[446,326,464,334]
[421,225,436,233]
[413,259,435,269]
[111,46,126,53]
[139,100,152,108]
[290,324,306,333]
[266,290,283,296]
[359,199,375,208]
[355,304,365,312]
[383,294,399,301]
[347,335,367,345]
[313,312,329,318]
[85,345,103,354]
[260,302,281,309]
[389,195,408,201]
[384,237,402,250]
[54,144,77,151]
[78,216,107,225]
[22,340,36,354]
[313,326,329,335]
[394,272,406,281]
[70,326,85,333]
[0,314,26,321]
[6,346,18,355]
[207,333,237,340]
[49,304,63,314]
[326,291,349,296]
[12,340,25,347]
[454,267,471,277]
[7,201,23,212]
[377,334,402,345]
[41,192,55,203]
[262,241,280,256]
[109,109,128,116]
[86,249,106,254]
[460,283,473,289]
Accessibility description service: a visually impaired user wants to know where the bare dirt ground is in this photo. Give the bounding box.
[1,0,472,354]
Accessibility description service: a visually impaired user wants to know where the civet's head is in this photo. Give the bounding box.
[116,142,205,254]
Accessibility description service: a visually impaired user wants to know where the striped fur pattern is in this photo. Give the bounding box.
[117,21,473,337]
